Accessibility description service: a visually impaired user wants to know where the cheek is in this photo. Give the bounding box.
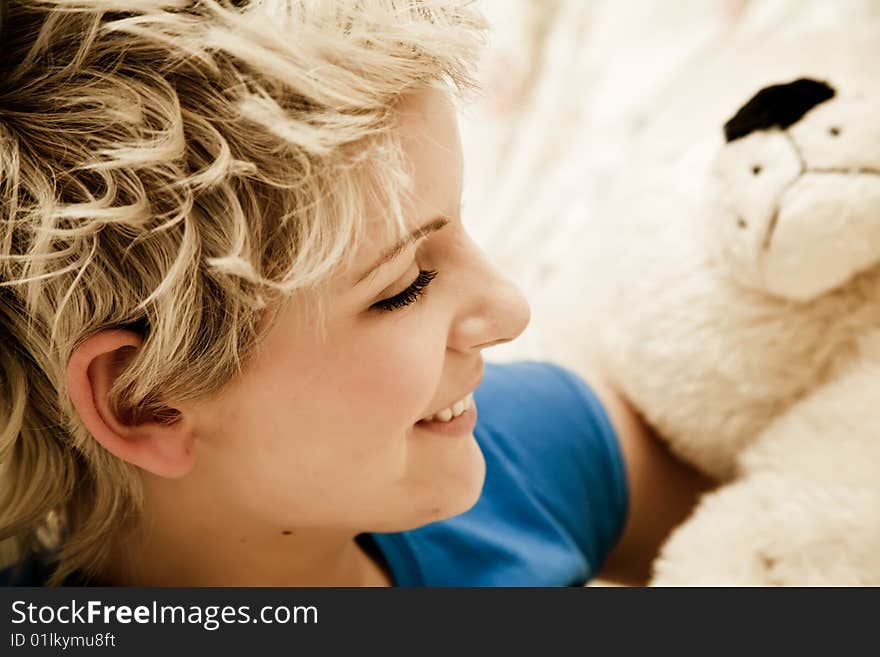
[219,315,444,466]
[328,320,442,431]
[192,314,447,514]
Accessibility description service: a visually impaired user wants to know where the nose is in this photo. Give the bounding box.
[447,243,531,353]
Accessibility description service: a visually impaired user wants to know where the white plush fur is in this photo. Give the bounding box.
[546,31,880,585]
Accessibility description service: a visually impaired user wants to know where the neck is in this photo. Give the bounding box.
[97,481,392,587]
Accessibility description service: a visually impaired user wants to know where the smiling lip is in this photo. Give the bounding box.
[415,404,478,436]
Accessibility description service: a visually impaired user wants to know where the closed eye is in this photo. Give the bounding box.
[369,269,438,313]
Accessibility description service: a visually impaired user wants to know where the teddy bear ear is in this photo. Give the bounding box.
[723,78,836,143]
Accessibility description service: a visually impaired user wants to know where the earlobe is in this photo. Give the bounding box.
[65,329,196,479]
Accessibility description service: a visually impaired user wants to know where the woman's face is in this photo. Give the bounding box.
[182,86,530,534]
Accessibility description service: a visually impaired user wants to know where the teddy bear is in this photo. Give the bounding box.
[539,31,880,585]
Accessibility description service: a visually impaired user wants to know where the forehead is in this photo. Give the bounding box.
[262,87,463,336]
[351,86,464,276]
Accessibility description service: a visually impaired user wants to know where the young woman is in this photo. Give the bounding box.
[0,0,709,587]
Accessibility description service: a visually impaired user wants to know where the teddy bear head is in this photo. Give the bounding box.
[560,63,880,479]
[710,77,880,301]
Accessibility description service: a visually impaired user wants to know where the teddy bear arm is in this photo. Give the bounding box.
[651,359,880,586]
[649,472,880,586]
[738,353,880,487]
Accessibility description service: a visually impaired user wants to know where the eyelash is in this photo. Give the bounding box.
[370,268,439,313]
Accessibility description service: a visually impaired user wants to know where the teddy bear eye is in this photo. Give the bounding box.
[751,165,762,176]
[829,126,841,137]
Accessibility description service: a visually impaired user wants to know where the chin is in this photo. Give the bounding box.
[387,435,487,532]
[421,435,486,524]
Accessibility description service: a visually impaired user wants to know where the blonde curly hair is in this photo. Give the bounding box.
[0,0,487,584]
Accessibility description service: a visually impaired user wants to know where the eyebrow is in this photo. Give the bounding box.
[354,216,450,285]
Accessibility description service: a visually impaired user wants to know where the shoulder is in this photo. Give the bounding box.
[474,360,713,586]
[475,360,620,444]
[475,359,629,552]
[0,553,90,587]
[0,554,50,586]
[475,360,627,496]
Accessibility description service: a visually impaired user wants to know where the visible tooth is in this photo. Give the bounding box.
[420,393,476,423]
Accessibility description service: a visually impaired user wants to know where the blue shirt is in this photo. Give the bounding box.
[1,361,628,587]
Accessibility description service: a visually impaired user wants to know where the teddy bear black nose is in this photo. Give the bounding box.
[724,78,836,143]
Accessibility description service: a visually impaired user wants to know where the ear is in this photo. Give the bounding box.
[65,329,196,478]
[723,78,836,142]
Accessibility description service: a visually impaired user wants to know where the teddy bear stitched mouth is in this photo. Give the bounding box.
[761,175,880,255]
